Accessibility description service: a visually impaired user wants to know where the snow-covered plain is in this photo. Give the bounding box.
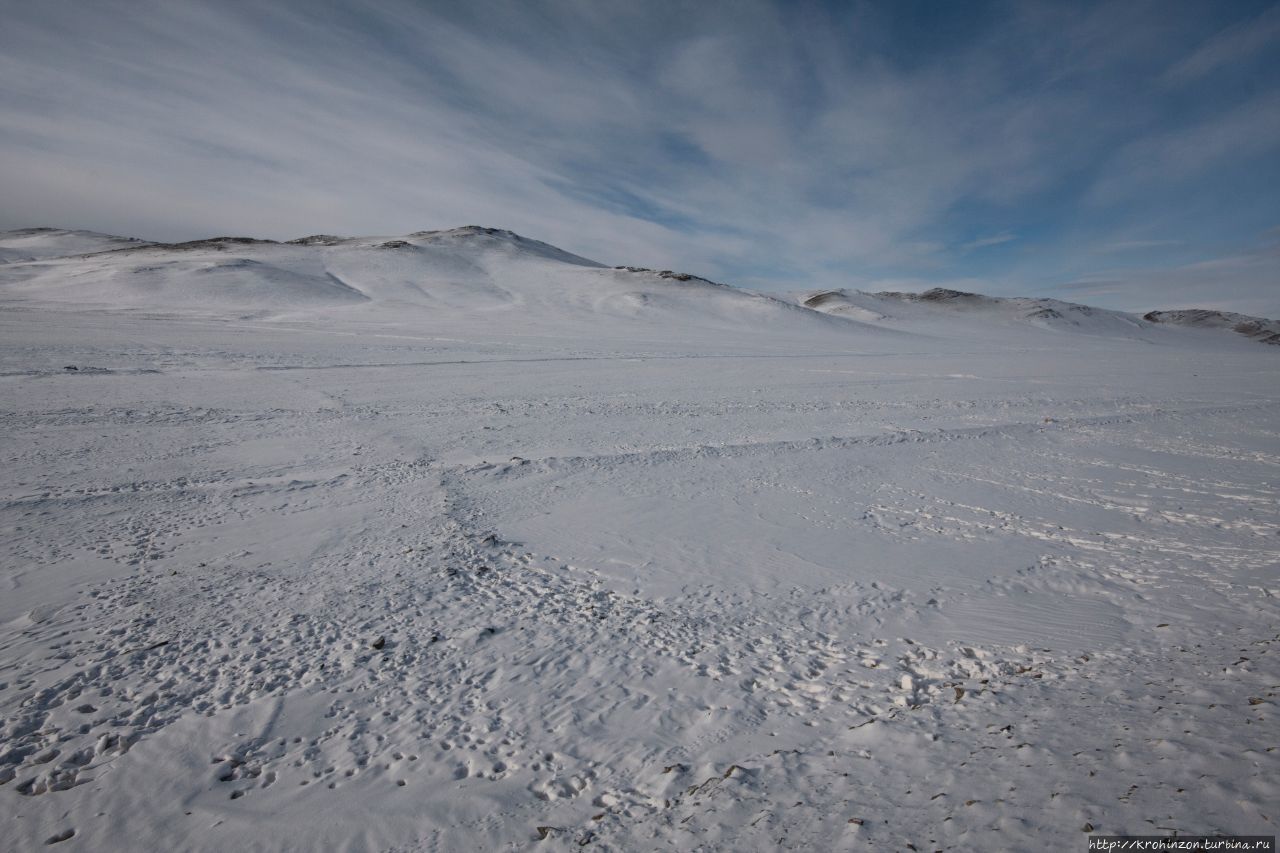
[1,228,1277,851]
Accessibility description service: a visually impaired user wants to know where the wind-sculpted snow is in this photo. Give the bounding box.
[0,229,1277,851]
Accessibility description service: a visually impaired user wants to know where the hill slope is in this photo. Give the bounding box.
[1144,308,1280,346]
[798,286,1278,347]
[2,228,1273,352]
[0,226,884,351]
[0,227,152,263]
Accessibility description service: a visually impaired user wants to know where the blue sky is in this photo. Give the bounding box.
[1,0,1278,314]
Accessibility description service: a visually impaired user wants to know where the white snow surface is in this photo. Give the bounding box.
[0,228,153,265]
[1,229,1278,851]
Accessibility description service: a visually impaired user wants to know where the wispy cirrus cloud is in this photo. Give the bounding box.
[1054,238,1280,318]
[961,232,1018,252]
[1097,240,1183,253]
[1162,3,1280,83]
[0,0,1276,313]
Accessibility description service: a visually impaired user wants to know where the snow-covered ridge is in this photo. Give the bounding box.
[2,227,1275,349]
[1144,308,1280,346]
[799,286,1279,346]
[0,226,890,346]
[804,286,1144,329]
[95,226,603,268]
[612,266,725,286]
[399,226,605,268]
[0,227,151,263]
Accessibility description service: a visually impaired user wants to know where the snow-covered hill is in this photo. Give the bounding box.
[0,227,152,264]
[5,227,1276,358]
[798,286,1280,347]
[1144,308,1280,345]
[801,286,1148,333]
[0,226,880,351]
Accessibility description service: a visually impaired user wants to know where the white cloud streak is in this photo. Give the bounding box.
[1163,3,1280,83]
[962,232,1018,252]
[0,0,1276,313]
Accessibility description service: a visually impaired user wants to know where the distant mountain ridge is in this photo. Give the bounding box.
[1143,309,1280,346]
[0,227,152,263]
[0,226,871,349]
[0,228,1274,348]
[799,286,1278,346]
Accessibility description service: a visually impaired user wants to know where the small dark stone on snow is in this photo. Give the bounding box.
[371,636,386,650]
